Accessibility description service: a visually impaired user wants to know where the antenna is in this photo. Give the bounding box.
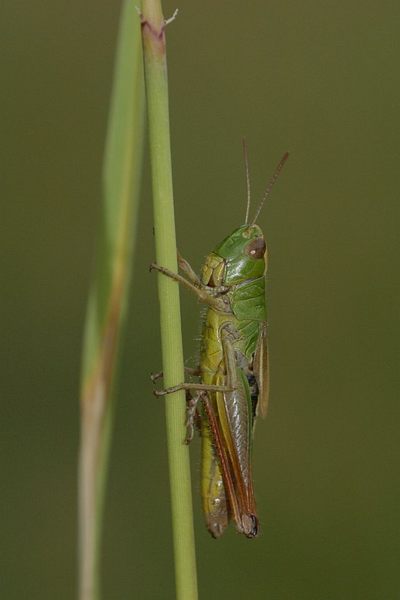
[242,138,251,224]
[251,152,289,224]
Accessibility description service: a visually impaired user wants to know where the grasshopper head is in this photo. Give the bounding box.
[201,225,267,287]
[200,149,288,288]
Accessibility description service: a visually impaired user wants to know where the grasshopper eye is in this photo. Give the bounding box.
[246,238,266,259]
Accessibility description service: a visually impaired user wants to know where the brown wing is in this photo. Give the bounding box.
[253,321,269,418]
[200,400,229,538]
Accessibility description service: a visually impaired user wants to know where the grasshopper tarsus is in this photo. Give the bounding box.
[150,371,163,383]
[184,393,201,444]
[184,430,193,445]
[153,389,166,397]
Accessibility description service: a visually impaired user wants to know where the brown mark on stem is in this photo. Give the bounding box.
[139,7,177,58]
[78,271,123,600]
[139,13,166,58]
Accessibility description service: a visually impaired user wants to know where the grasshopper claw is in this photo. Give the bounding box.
[153,389,166,397]
[150,371,163,383]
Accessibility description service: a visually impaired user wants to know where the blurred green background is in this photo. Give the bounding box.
[2,0,399,598]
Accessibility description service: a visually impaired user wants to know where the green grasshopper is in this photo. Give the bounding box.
[152,145,288,538]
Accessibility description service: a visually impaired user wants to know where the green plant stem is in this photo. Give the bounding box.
[140,2,198,599]
[78,3,144,599]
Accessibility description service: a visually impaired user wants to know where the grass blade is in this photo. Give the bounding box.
[78,3,145,599]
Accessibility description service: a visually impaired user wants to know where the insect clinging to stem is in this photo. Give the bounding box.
[151,142,288,538]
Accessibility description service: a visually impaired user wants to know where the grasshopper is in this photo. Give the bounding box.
[152,145,288,538]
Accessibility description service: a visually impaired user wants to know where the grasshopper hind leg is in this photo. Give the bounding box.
[184,391,202,444]
[200,392,229,538]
